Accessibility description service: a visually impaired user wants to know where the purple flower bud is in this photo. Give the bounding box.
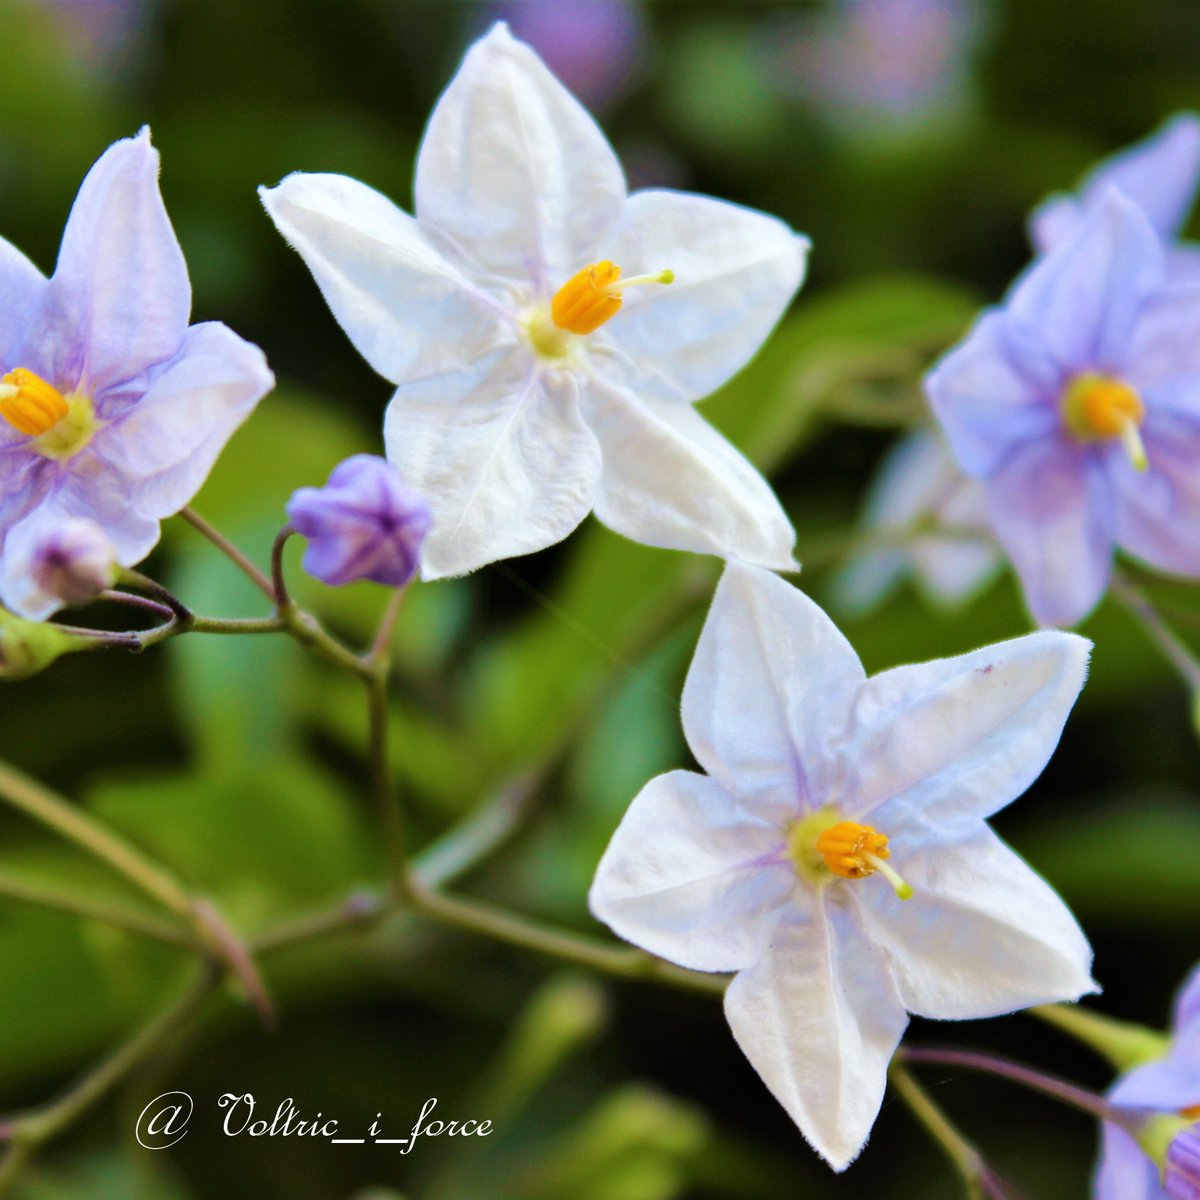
[30,518,117,607]
[286,455,431,588]
[1168,1125,1200,1200]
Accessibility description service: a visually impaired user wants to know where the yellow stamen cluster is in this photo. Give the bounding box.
[787,810,914,900]
[1061,372,1148,471]
[550,260,674,336]
[0,368,69,437]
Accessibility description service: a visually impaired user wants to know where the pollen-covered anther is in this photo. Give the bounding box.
[0,368,69,437]
[1062,372,1148,471]
[550,260,673,335]
[815,821,914,899]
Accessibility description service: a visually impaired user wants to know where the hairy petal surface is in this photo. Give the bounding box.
[854,826,1096,1019]
[681,562,863,823]
[846,630,1091,831]
[47,129,191,394]
[723,900,907,1172]
[589,770,795,974]
[580,378,796,570]
[605,189,808,401]
[260,172,514,384]
[385,357,602,579]
[414,22,626,291]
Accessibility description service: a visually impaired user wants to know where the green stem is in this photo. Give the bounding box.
[0,872,193,947]
[407,885,726,996]
[0,761,192,918]
[179,506,275,601]
[188,614,287,636]
[271,525,295,607]
[889,1061,989,1199]
[1031,1003,1169,1072]
[1111,570,1200,692]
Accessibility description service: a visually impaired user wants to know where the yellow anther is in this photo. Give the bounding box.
[1183,1104,1200,1121]
[814,820,913,900]
[0,368,69,437]
[1062,373,1148,471]
[550,260,673,335]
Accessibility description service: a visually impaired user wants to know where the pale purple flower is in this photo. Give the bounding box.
[262,24,804,581]
[831,427,1001,616]
[591,562,1094,1169]
[1031,113,1200,278]
[0,129,274,621]
[927,189,1200,628]
[287,455,431,587]
[485,0,644,111]
[13,518,117,613]
[1095,964,1200,1200]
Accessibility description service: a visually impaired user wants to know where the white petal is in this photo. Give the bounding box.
[260,172,516,384]
[854,826,1096,1019]
[723,900,908,1171]
[580,377,797,568]
[682,563,864,825]
[414,22,626,292]
[588,770,796,973]
[384,354,602,579]
[845,630,1090,832]
[97,322,273,519]
[604,189,808,401]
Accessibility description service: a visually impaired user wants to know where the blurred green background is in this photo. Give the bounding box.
[1,1,1199,1197]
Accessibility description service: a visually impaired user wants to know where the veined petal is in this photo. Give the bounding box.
[682,563,863,824]
[588,770,795,974]
[985,439,1114,628]
[1009,189,1165,375]
[260,171,516,385]
[845,628,1090,831]
[383,353,602,579]
[1031,113,1200,254]
[723,900,908,1172]
[94,322,273,520]
[1093,1122,1162,1200]
[853,826,1096,1019]
[925,309,1060,479]
[1113,410,1200,576]
[580,377,797,569]
[604,189,808,402]
[414,22,626,292]
[47,128,191,394]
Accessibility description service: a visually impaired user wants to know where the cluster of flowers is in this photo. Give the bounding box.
[1,22,1197,1194]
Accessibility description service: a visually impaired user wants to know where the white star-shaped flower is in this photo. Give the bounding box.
[260,23,806,579]
[589,562,1097,1170]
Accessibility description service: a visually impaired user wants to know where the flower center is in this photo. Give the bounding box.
[0,368,99,460]
[1061,372,1147,471]
[551,260,674,336]
[787,808,913,899]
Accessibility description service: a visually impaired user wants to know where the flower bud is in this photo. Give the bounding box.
[0,607,88,680]
[29,518,118,608]
[286,455,431,587]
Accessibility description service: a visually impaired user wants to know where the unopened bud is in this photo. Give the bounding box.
[30,519,117,608]
[0,608,88,680]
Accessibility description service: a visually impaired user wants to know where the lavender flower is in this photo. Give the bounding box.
[927,189,1200,627]
[0,129,274,621]
[287,455,431,587]
[14,518,117,613]
[1095,964,1200,1200]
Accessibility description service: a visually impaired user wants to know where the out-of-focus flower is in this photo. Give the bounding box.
[287,455,431,588]
[764,0,981,132]
[484,0,644,111]
[37,0,154,79]
[590,562,1095,1170]
[1095,964,1200,1200]
[927,190,1200,628]
[1031,113,1200,276]
[831,427,1000,616]
[0,129,274,621]
[9,518,117,614]
[262,24,805,581]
